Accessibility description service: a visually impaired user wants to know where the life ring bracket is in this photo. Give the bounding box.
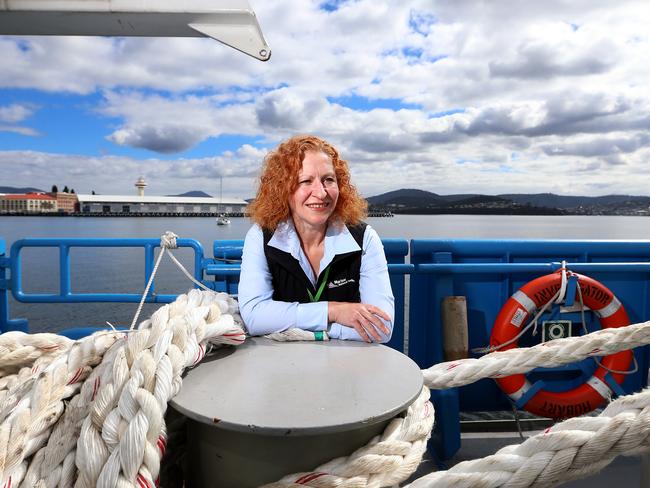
[514,380,545,409]
[604,371,627,397]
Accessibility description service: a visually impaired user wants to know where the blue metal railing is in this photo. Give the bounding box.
[2,237,212,337]
[0,240,28,332]
[9,238,208,303]
[417,262,650,274]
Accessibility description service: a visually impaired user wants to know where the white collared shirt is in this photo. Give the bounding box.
[238,219,394,342]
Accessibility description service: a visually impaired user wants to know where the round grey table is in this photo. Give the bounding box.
[170,337,423,488]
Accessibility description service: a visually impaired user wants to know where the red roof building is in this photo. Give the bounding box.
[0,193,58,213]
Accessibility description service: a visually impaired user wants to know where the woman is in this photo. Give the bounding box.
[238,135,394,342]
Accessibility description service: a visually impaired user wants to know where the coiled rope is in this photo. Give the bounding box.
[0,330,125,487]
[0,232,247,488]
[0,289,245,488]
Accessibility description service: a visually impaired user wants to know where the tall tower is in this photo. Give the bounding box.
[135,176,147,197]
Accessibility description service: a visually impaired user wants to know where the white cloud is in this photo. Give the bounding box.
[0,103,39,136]
[99,90,261,152]
[0,147,264,198]
[0,103,34,123]
[107,125,205,153]
[0,125,39,136]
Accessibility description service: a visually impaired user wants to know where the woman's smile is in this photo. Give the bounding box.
[306,202,330,209]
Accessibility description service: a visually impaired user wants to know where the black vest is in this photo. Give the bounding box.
[263,223,367,304]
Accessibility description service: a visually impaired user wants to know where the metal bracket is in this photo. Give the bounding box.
[0,0,271,61]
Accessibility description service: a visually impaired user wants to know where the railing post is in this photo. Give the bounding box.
[429,251,461,460]
[383,239,409,353]
[143,243,159,297]
[0,239,28,332]
[59,243,71,297]
[0,239,8,332]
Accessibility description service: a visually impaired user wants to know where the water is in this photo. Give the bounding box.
[4,214,650,248]
[2,214,650,332]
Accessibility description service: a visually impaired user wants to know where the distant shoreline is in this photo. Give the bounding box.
[390,207,562,216]
[2,210,649,217]
[0,212,246,218]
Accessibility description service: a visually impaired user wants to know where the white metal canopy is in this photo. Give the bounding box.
[0,0,270,61]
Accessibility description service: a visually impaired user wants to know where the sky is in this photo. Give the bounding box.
[1,0,650,199]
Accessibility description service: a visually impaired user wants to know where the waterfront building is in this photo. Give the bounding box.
[50,192,79,213]
[76,178,247,215]
[0,193,58,214]
[76,194,248,215]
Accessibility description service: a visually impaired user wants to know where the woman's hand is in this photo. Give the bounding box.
[327,302,391,342]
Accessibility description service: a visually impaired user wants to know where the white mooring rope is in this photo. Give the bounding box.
[424,320,650,390]
[405,386,650,488]
[0,289,245,488]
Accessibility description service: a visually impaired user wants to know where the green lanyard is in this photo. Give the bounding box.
[307,266,330,302]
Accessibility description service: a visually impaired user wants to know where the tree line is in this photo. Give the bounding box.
[51,185,96,195]
[51,184,75,194]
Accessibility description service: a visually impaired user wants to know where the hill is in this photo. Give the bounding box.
[366,188,444,206]
[168,190,213,198]
[0,186,44,194]
[366,189,650,216]
[367,189,487,206]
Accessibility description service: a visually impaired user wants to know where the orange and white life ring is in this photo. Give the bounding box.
[489,270,632,419]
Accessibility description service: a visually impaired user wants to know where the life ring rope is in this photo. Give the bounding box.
[475,284,561,355]
[476,263,575,354]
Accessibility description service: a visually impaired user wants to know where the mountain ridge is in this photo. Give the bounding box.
[167,190,213,198]
[366,189,650,216]
[0,186,45,194]
[367,189,650,209]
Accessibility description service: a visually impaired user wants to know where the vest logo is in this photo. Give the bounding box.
[328,278,355,289]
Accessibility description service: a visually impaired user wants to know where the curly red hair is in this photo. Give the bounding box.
[247,135,367,231]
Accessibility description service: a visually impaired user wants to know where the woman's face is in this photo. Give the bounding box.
[289,150,339,232]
